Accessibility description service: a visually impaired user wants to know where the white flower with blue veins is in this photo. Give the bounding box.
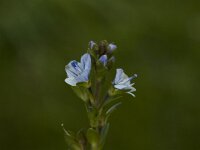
[65,53,91,86]
[113,68,137,97]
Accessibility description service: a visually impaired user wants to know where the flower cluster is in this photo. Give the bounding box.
[65,40,137,97]
[64,40,137,150]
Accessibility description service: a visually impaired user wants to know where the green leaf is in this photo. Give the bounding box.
[62,124,82,150]
[76,129,87,147]
[100,123,110,148]
[103,95,122,108]
[105,102,122,121]
[71,86,89,102]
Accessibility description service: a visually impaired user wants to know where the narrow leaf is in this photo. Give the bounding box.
[61,124,82,150]
[100,123,110,148]
[106,102,122,117]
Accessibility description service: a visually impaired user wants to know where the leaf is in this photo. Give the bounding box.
[103,95,122,108]
[100,123,110,148]
[62,124,82,150]
[71,86,89,102]
[76,129,87,147]
[105,102,122,121]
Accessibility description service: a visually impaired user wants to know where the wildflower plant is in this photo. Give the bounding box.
[63,40,137,150]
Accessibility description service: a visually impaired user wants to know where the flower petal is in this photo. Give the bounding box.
[65,60,84,77]
[65,61,78,78]
[66,68,77,78]
[127,92,135,97]
[129,87,136,92]
[114,84,128,90]
[114,68,124,84]
[65,78,77,86]
[81,53,91,71]
[75,70,89,83]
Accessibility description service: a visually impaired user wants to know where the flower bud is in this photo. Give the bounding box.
[89,41,96,49]
[98,40,108,55]
[108,43,117,53]
[99,55,108,66]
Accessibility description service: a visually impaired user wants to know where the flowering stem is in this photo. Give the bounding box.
[64,41,137,150]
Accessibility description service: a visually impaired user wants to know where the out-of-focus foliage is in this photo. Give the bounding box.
[0,0,200,149]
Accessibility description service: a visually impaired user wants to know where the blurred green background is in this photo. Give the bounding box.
[0,0,200,149]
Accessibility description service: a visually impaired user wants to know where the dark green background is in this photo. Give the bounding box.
[0,0,200,149]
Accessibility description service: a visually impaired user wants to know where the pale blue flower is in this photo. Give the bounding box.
[65,53,91,86]
[108,43,117,52]
[113,68,137,97]
[99,55,108,66]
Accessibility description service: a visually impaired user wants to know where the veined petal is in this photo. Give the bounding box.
[65,62,78,78]
[75,70,89,83]
[65,61,83,77]
[119,72,129,83]
[118,74,137,85]
[81,53,91,71]
[118,77,132,85]
[65,61,76,73]
[72,61,83,73]
[67,61,80,73]
[75,62,84,73]
[66,68,77,78]
[114,68,124,84]
[114,84,129,90]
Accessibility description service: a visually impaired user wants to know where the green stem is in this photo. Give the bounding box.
[86,62,108,150]
[87,87,95,105]
[86,103,108,150]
